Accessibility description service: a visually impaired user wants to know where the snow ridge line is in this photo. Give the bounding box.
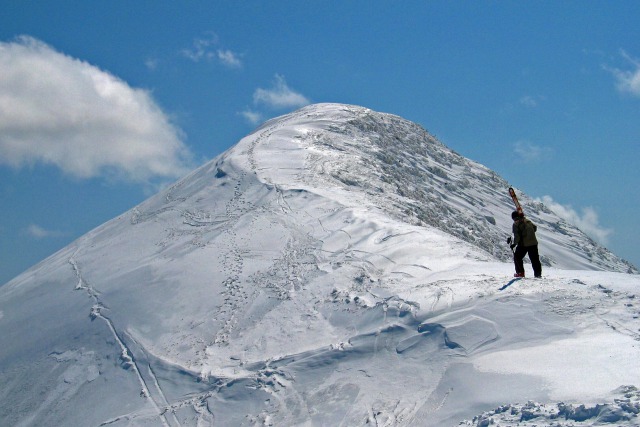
[245,109,302,181]
[68,253,173,427]
[246,119,283,182]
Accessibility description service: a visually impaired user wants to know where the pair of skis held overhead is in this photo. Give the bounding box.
[506,186,523,255]
[500,187,525,291]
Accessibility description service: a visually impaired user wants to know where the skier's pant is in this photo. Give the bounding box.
[514,244,542,277]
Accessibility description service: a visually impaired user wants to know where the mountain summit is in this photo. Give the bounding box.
[1,104,639,426]
[227,103,633,272]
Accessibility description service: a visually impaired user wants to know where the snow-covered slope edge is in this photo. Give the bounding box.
[243,103,635,273]
[0,103,638,426]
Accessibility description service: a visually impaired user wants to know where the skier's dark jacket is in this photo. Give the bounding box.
[512,217,538,247]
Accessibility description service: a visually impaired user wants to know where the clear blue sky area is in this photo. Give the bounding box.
[1,1,639,284]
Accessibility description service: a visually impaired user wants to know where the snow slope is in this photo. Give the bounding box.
[0,103,638,426]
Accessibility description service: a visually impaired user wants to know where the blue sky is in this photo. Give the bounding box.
[1,1,639,284]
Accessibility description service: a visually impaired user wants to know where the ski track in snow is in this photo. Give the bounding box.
[70,250,224,426]
[79,273,640,426]
[69,253,182,427]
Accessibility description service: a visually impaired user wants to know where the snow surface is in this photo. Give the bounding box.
[0,103,639,426]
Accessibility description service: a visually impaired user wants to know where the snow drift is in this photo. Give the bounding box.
[1,104,638,426]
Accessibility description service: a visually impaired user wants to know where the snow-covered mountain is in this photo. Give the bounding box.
[1,103,639,426]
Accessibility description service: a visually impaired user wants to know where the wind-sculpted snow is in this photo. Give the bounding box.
[0,103,639,426]
[243,104,636,273]
[462,386,640,426]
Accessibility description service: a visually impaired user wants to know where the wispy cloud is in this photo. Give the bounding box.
[239,109,263,126]
[513,140,553,163]
[181,33,219,62]
[181,33,243,68]
[25,224,65,239]
[607,50,640,97]
[253,75,309,109]
[217,49,242,68]
[240,75,310,125]
[519,95,544,108]
[0,36,193,183]
[538,195,612,245]
[144,57,159,71]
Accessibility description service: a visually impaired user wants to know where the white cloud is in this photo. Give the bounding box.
[513,140,553,162]
[253,75,310,109]
[240,75,309,125]
[144,57,159,71]
[25,224,65,239]
[217,49,242,68]
[608,50,640,97]
[519,96,538,108]
[182,33,242,68]
[538,195,612,245]
[181,33,218,62]
[240,109,263,126]
[0,36,193,182]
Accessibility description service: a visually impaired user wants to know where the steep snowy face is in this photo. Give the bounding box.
[230,103,635,272]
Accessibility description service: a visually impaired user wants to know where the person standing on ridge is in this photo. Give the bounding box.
[509,211,542,278]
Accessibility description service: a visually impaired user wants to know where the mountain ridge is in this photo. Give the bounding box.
[222,103,635,272]
[1,103,639,426]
